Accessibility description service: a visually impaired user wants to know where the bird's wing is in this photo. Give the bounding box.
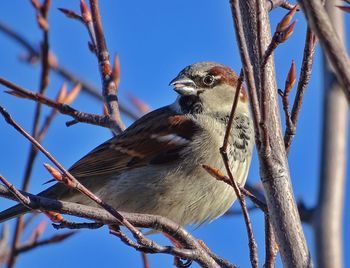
[69,106,201,179]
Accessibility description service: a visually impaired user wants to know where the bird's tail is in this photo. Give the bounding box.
[0,204,30,223]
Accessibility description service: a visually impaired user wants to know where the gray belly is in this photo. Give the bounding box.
[88,164,236,226]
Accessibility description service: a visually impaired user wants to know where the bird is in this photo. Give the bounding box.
[0,62,254,227]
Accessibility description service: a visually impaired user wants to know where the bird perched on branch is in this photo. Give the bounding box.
[0,62,254,226]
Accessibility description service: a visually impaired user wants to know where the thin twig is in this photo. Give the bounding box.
[261,5,298,67]
[222,69,244,152]
[109,226,221,268]
[229,0,261,144]
[109,226,197,265]
[202,165,268,213]
[240,187,268,213]
[141,252,150,268]
[0,77,113,128]
[266,0,298,11]
[0,176,31,208]
[225,205,259,216]
[219,69,259,268]
[38,83,81,140]
[264,214,278,268]
[280,60,297,151]
[0,224,9,264]
[0,22,39,58]
[52,221,103,230]
[14,231,76,255]
[88,0,124,133]
[8,2,52,265]
[284,28,317,153]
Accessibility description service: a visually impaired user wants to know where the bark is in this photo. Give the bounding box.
[315,1,348,267]
[231,1,312,267]
[298,0,350,103]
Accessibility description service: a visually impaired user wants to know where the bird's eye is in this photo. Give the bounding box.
[203,75,215,86]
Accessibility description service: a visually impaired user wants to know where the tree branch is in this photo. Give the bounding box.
[88,0,124,133]
[0,77,113,128]
[219,70,259,268]
[284,28,317,153]
[298,0,350,103]
[314,1,348,267]
[0,185,230,268]
[230,1,312,266]
[7,2,52,266]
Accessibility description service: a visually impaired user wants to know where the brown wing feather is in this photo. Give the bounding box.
[69,106,200,179]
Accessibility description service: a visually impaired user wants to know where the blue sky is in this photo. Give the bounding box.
[0,1,349,267]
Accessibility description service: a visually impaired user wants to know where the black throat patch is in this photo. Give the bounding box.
[179,95,203,114]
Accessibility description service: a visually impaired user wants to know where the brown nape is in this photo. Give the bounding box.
[209,66,249,103]
[207,66,239,87]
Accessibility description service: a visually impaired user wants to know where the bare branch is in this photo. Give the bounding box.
[203,162,258,268]
[14,231,76,255]
[314,1,348,267]
[284,28,317,153]
[266,0,298,11]
[0,185,229,268]
[141,252,150,268]
[280,60,297,148]
[230,1,312,267]
[52,221,103,230]
[109,225,203,266]
[7,2,52,266]
[218,69,258,267]
[264,214,278,268]
[229,1,261,143]
[222,69,244,152]
[0,176,31,209]
[0,78,113,128]
[0,22,39,58]
[0,224,9,264]
[261,5,298,67]
[298,0,350,102]
[88,0,125,133]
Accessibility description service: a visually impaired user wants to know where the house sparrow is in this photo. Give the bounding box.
[0,62,254,226]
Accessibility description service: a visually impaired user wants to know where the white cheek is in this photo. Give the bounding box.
[200,88,234,113]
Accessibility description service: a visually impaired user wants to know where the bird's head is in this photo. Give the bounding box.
[170,62,249,115]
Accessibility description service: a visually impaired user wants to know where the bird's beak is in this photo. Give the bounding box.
[169,75,197,96]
